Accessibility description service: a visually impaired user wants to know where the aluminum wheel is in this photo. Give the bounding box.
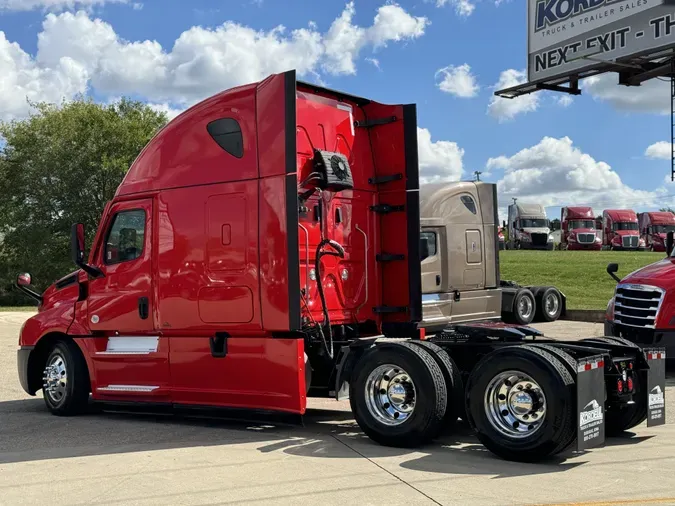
[544,292,560,318]
[484,370,547,439]
[364,364,417,427]
[517,295,533,321]
[43,352,68,405]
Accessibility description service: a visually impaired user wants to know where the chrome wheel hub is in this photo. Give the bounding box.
[365,364,416,426]
[545,293,559,316]
[484,371,547,438]
[43,353,67,404]
[518,297,533,320]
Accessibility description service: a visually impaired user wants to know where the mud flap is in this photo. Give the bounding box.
[576,354,606,451]
[644,347,666,427]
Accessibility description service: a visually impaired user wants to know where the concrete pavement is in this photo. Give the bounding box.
[1,312,675,506]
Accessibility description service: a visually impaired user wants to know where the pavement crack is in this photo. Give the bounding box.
[330,434,442,506]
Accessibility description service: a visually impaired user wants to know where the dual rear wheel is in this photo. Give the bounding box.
[350,342,578,462]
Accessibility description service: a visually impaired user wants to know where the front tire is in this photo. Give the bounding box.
[350,342,448,448]
[465,345,576,462]
[42,340,90,416]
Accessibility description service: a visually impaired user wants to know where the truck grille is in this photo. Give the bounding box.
[622,236,638,249]
[577,233,595,244]
[531,233,548,246]
[614,284,664,329]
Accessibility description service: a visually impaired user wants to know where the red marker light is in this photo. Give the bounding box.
[627,377,634,392]
[629,362,634,370]
[617,379,624,393]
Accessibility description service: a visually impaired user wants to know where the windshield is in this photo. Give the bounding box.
[569,220,595,230]
[519,219,549,228]
[654,225,675,234]
[613,222,638,231]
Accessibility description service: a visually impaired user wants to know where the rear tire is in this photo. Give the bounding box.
[350,342,448,448]
[511,289,536,325]
[465,345,576,462]
[42,339,90,416]
[535,287,563,322]
[409,341,465,430]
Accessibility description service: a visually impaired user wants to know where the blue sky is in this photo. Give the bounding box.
[0,0,673,220]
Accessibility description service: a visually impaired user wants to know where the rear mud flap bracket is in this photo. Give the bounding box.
[644,347,666,427]
[576,354,606,452]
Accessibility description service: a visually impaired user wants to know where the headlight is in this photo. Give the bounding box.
[639,238,646,246]
[595,236,601,243]
[606,296,615,322]
[519,233,531,241]
[548,234,554,242]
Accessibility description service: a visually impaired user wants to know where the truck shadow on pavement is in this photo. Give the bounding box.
[0,398,657,478]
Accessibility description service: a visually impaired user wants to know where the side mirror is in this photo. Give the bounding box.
[14,272,42,304]
[502,220,506,229]
[70,222,104,279]
[71,223,86,266]
[667,231,674,257]
[607,262,620,283]
[16,273,31,287]
[420,238,430,261]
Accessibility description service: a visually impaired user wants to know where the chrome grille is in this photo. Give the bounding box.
[614,284,664,329]
[622,236,638,248]
[577,233,595,244]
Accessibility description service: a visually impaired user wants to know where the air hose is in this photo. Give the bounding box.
[314,238,345,359]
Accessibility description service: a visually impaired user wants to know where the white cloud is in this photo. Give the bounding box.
[646,141,672,160]
[323,2,427,75]
[487,69,539,122]
[147,103,184,121]
[365,57,380,70]
[487,136,667,213]
[435,63,479,98]
[418,127,464,184]
[0,3,428,119]
[0,0,127,11]
[584,73,670,114]
[436,0,475,16]
[557,95,573,107]
[0,31,88,121]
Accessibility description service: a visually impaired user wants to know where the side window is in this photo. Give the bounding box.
[104,210,146,265]
[420,231,437,261]
[207,118,243,158]
[460,195,477,215]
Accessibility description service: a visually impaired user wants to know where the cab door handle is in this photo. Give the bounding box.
[138,297,149,320]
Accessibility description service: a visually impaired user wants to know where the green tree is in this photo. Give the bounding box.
[660,207,675,214]
[0,96,168,305]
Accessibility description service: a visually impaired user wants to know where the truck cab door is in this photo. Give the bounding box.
[77,198,169,402]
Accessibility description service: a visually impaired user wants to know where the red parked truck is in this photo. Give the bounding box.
[602,209,644,251]
[14,70,665,462]
[638,211,675,252]
[604,237,675,363]
[560,206,602,250]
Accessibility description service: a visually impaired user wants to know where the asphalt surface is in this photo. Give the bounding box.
[1,313,675,506]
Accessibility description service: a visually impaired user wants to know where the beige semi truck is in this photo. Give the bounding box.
[419,181,566,329]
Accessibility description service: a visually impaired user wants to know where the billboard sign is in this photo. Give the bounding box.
[528,1,675,82]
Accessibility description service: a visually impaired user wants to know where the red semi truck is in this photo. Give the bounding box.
[14,70,666,462]
[602,209,644,251]
[638,211,675,252]
[560,206,602,250]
